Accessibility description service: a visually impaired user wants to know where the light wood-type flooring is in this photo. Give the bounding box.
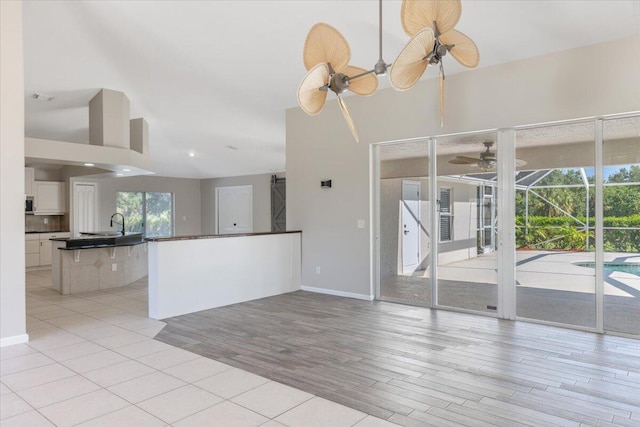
[155,291,640,427]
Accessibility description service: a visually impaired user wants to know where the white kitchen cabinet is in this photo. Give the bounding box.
[25,167,35,197]
[39,238,52,265]
[25,234,40,267]
[25,232,70,267]
[34,181,66,214]
[38,232,70,266]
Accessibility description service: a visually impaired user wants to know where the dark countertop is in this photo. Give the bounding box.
[56,241,147,250]
[52,232,145,250]
[26,230,70,234]
[146,230,302,242]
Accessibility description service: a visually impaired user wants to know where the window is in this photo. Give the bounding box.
[439,188,453,242]
[116,191,173,237]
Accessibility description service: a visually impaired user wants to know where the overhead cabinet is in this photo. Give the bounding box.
[34,181,66,214]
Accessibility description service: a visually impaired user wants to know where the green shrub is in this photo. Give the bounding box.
[516,215,640,252]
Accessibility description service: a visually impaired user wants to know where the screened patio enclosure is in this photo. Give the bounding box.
[375,114,640,337]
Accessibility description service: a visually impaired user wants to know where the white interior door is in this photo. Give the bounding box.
[217,185,253,234]
[73,182,97,236]
[402,180,420,274]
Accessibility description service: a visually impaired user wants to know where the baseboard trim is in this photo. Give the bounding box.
[301,286,374,301]
[1,333,29,347]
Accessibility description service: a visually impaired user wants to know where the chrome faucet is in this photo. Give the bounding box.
[110,213,126,235]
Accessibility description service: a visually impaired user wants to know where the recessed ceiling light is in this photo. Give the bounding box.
[225,145,239,150]
[189,152,195,157]
[122,168,130,172]
[84,163,95,167]
[116,173,123,177]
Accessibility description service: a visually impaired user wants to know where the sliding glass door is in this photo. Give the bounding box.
[602,116,640,335]
[435,133,498,314]
[378,141,431,305]
[374,113,640,338]
[514,122,596,328]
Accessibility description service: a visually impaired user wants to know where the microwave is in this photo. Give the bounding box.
[25,197,34,214]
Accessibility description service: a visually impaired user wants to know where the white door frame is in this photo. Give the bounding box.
[71,180,99,237]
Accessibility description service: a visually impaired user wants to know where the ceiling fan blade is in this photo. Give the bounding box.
[344,66,378,96]
[389,27,434,90]
[303,23,350,73]
[401,0,462,36]
[449,158,477,165]
[439,63,444,128]
[297,63,329,116]
[440,29,480,68]
[455,156,484,163]
[337,95,359,143]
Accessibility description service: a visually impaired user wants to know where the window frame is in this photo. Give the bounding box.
[116,191,175,238]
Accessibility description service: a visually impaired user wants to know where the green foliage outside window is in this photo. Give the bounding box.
[515,166,640,252]
[116,191,173,237]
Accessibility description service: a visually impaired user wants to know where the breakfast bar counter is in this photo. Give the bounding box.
[51,233,147,294]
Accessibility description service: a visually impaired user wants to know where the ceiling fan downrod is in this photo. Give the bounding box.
[374,0,389,76]
[344,0,389,85]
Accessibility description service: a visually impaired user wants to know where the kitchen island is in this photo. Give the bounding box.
[146,231,301,319]
[51,232,147,294]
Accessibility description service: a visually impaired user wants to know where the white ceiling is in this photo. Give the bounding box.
[22,1,640,178]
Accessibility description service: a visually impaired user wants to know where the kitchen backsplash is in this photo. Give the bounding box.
[25,214,69,232]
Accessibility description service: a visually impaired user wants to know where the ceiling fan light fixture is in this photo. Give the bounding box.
[478,160,496,172]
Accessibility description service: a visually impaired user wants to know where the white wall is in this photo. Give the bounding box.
[286,34,640,297]
[148,232,301,319]
[1,0,27,346]
[200,173,275,234]
[70,175,202,236]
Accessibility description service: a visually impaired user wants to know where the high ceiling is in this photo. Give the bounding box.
[22,1,640,178]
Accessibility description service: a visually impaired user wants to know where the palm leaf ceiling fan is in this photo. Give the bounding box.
[391,0,479,127]
[298,0,480,142]
[448,141,527,171]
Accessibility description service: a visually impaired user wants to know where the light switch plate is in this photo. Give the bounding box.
[357,220,365,229]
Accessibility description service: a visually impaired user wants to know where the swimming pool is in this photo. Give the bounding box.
[574,261,640,276]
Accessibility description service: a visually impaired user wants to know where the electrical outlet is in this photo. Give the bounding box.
[315,266,321,275]
[44,218,48,224]
[357,219,365,229]
[111,263,117,271]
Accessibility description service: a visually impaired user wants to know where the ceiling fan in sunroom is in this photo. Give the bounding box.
[297,0,479,142]
[448,141,527,171]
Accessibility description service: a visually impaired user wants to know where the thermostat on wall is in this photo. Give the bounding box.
[321,180,332,188]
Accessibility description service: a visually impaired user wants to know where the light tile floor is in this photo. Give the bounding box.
[1,270,398,427]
